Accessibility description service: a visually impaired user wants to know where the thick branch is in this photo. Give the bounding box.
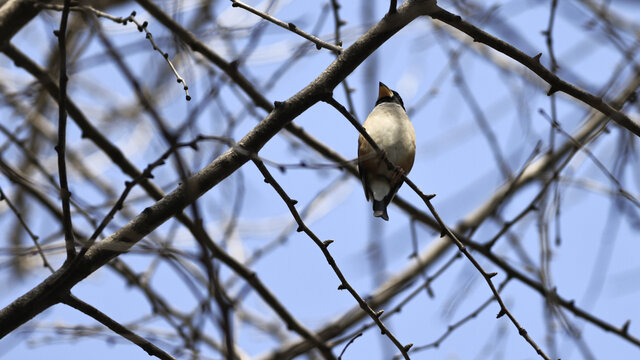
[0,0,439,340]
[0,0,39,48]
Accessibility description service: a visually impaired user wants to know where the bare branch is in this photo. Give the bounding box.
[430,6,640,137]
[55,0,76,260]
[62,294,177,360]
[230,0,342,54]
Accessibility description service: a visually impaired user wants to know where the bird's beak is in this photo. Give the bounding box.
[378,82,393,100]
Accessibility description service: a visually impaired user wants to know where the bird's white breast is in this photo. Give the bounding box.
[362,102,416,168]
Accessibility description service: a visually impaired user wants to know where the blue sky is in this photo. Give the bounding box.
[1,0,640,359]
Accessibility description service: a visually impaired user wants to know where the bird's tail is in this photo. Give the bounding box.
[373,200,389,221]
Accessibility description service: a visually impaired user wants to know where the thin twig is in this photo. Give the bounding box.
[329,252,461,348]
[62,294,177,360]
[55,0,76,260]
[338,332,362,359]
[403,278,511,357]
[230,0,342,54]
[36,2,191,101]
[325,96,551,360]
[435,33,512,180]
[78,135,235,255]
[539,109,640,209]
[251,158,412,359]
[418,193,551,359]
[0,187,53,272]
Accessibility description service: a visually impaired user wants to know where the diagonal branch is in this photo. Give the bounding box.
[257,67,640,360]
[0,0,440,340]
[325,96,550,359]
[230,0,342,54]
[430,6,640,137]
[61,294,177,360]
[252,158,412,359]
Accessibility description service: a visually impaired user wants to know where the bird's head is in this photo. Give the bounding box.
[376,82,405,109]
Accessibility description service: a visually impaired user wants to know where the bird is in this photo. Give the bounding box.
[358,82,416,221]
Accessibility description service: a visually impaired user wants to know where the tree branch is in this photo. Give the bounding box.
[230,0,342,53]
[61,294,177,360]
[430,6,640,137]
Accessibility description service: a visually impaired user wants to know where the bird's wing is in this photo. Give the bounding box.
[357,134,374,201]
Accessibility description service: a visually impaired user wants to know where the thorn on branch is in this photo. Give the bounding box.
[288,22,296,30]
[622,320,631,334]
[547,86,559,96]
[375,309,384,317]
[403,343,413,352]
[337,284,346,290]
[496,308,507,318]
[532,53,543,62]
[323,239,334,247]
[487,272,498,279]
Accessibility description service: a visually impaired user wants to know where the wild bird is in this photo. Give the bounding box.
[358,82,416,221]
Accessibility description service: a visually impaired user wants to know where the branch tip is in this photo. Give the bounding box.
[622,320,631,334]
